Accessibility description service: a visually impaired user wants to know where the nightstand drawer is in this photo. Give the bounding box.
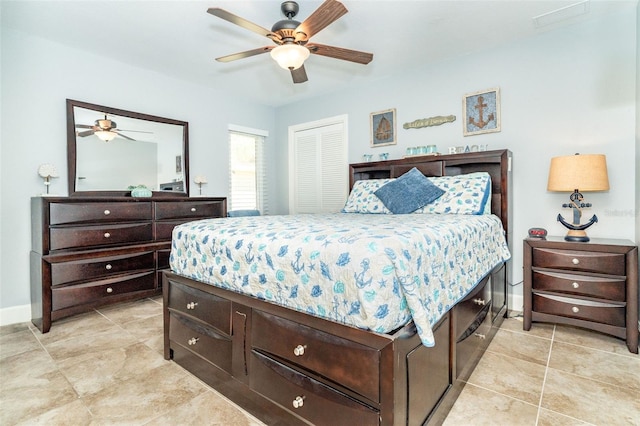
[532,270,626,302]
[532,248,625,276]
[532,293,625,327]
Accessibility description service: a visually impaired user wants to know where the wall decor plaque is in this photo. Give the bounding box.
[403,115,456,129]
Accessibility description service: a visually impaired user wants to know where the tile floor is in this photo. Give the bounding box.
[1,297,638,425]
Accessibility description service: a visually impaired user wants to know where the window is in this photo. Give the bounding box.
[228,126,268,214]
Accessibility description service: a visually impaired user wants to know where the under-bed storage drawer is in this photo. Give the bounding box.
[51,271,156,310]
[170,312,232,373]
[167,281,232,335]
[250,350,379,425]
[455,278,491,338]
[252,310,380,403]
[50,251,155,286]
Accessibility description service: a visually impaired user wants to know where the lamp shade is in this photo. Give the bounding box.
[270,44,310,70]
[547,154,609,192]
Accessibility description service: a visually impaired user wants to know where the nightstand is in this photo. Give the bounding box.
[523,237,638,354]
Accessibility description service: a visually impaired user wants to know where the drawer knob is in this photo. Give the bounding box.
[104,209,110,215]
[106,287,113,293]
[572,282,580,289]
[293,344,306,356]
[188,337,199,346]
[186,302,198,310]
[190,207,197,212]
[292,396,305,409]
[474,333,486,340]
[572,258,580,265]
[572,306,580,313]
[473,298,486,306]
[104,232,111,238]
[105,264,112,270]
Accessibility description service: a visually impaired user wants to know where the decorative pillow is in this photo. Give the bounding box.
[342,178,394,214]
[374,168,445,214]
[414,172,492,215]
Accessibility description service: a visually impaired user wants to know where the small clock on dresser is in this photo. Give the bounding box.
[522,237,638,353]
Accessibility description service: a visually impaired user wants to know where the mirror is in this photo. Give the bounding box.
[66,99,189,196]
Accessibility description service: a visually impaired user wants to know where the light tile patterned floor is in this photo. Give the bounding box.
[1,298,638,425]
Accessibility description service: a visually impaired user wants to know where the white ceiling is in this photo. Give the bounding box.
[3,0,635,107]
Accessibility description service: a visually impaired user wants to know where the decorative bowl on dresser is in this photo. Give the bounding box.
[523,237,639,353]
[31,196,226,332]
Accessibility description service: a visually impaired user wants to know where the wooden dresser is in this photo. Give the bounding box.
[31,196,226,333]
[523,237,638,353]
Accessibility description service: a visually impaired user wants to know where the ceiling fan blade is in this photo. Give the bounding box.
[216,46,274,63]
[76,124,94,129]
[116,132,136,141]
[295,0,347,42]
[291,65,308,84]
[307,43,373,65]
[77,130,95,137]
[207,8,281,41]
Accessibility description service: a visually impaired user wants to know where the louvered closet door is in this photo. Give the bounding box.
[289,120,348,214]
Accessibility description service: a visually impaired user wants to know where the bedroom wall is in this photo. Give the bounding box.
[273,7,638,311]
[0,28,276,322]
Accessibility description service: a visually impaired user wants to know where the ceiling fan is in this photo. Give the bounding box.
[207,0,373,83]
[76,115,150,142]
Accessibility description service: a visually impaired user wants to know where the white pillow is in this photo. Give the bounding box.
[342,178,393,214]
[414,172,492,215]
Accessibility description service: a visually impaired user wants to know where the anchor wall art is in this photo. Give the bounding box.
[463,87,501,136]
[370,108,397,147]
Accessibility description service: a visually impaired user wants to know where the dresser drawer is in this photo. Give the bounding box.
[455,278,491,338]
[170,312,232,373]
[49,202,152,225]
[532,293,625,327]
[155,220,194,241]
[250,350,379,426]
[532,270,626,302]
[252,310,380,403]
[167,282,232,335]
[50,223,153,251]
[154,201,224,220]
[532,248,625,276]
[52,271,156,311]
[51,251,155,286]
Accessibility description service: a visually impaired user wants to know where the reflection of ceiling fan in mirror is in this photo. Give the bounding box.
[76,115,151,142]
[207,0,373,84]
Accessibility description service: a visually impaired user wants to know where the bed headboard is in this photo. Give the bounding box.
[349,149,513,259]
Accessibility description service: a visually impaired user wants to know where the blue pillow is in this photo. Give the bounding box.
[374,167,445,214]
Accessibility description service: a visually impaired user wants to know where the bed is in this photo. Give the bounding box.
[163,149,513,425]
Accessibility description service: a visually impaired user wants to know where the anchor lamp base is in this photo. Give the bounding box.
[564,229,590,243]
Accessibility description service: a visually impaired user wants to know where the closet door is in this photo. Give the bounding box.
[288,116,348,214]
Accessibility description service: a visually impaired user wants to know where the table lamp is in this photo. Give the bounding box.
[547,153,609,242]
[194,175,208,195]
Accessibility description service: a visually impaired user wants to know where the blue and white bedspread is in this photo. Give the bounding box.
[170,213,510,347]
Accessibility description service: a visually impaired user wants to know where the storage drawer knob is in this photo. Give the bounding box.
[106,287,113,293]
[104,232,111,238]
[292,396,305,409]
[293,344,306,356]
[473,298,486,306]
[186,302,198,310]
[572,282,580,289]
[190,207,197,212]
[572,258,580,265]
[572,306,580,313]
[474,333,486,340]
[105,264,112,270]
[104,209,110,215]
[188,337,199,346]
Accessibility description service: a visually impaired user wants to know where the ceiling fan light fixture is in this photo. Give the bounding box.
[95,130,117,142]
[270,44,309,70]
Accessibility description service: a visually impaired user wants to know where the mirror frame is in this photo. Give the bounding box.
[66,99,190,197]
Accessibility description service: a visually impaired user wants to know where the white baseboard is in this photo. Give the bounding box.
[509,293,524,315]
[0,304,32,327]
